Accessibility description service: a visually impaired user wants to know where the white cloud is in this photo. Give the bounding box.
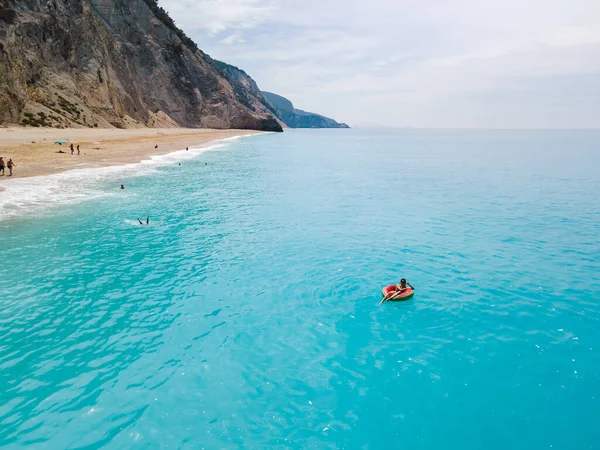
[161,0,277,34]
[159,0,600,128]
[220,33,246,45]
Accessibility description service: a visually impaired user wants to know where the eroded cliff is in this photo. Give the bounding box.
[0,0,282,131]
[262,91,349,129]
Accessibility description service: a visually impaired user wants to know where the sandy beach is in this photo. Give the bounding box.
[0,127,263,186]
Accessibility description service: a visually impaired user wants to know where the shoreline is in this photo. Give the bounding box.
[0,127,265,222]
[0,127,264,182]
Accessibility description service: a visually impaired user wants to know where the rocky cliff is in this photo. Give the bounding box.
[262,91,349,129]
[0,0,282,131]
[211,60,285,127]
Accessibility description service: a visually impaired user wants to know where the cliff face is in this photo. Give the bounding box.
[262,91,349,129]
[0,0,282,131]
[212,60,285,128]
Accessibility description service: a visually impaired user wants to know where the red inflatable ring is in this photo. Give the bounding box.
[382,285,415,302]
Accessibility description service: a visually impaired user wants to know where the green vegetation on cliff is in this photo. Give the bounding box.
[140,0,198,53]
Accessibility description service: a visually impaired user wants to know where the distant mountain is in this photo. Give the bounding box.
[262,92,349,129]
[0,0,282,131]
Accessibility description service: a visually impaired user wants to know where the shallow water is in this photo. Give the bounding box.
[1,129,599,448]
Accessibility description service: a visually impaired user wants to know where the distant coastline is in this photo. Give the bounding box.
[262,92,349,129]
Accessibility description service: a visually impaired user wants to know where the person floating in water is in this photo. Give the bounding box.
[120,184,125,190]
[137,215,149,225]
[382,278,414,302]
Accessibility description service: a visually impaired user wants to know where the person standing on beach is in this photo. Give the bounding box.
[77,145,80,155]
[0,157,4,175]
[70,143,74,155]
[6,159,15,176]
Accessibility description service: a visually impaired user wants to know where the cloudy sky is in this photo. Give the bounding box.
[160,0,600,128]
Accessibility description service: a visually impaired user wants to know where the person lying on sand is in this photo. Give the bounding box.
[382,278,414,302]
[137,215,149,225]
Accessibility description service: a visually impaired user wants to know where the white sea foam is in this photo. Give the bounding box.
[0,135,252,222]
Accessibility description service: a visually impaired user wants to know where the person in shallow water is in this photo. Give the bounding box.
[120,184,125,190]
[382,278,414,302]
[137,215,149,225]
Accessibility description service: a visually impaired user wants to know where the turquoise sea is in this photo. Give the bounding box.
[1,129,599,448]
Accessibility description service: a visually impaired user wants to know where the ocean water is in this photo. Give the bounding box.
[1,129,599,449]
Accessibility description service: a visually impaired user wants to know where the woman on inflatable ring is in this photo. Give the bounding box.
[381,278,414,303]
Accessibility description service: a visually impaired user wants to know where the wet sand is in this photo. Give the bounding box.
[0,127,263,181]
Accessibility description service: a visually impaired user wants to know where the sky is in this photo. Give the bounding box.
[159,0,600,128]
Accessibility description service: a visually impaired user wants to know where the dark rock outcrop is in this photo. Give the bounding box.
[262,91,349,129]
[0,0,282,131]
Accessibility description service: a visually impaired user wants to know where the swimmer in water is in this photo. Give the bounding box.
[137,215,149,225]
[120,184,125,190]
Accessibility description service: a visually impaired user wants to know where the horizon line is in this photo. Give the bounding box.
[343,126,600,132]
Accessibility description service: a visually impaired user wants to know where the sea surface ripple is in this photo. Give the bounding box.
[1,130,599,448]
